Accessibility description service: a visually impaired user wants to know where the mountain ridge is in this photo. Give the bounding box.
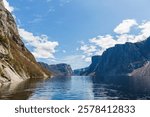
[39,62,73,76]
[80,37,150,77]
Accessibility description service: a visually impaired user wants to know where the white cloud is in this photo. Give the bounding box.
[48,55,89,69]
[138,21,150,39]
[3,0,14,12]
[114,19,137,34]
[90,35,117,49]
[116,34,135,43]
[79,19,150,63]
[3,0,59,59]
[80,45,97,56]
[18,28,59,59]
[80,35,117,60]
[85,57,91,62]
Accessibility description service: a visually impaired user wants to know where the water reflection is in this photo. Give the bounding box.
[29,76,94,100]
[29,76,72,100]
[0,79,44,100]
[0,76,150,100]
[93,76,150,99]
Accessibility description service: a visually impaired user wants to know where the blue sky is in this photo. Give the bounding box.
[4,0,150,69]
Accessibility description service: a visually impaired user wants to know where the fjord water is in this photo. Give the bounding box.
[0,76,150,100]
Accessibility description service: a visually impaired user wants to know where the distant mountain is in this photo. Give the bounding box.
[39,62,73,76]
[82,37,150,77]
[73,67,89,75]
[0,1,51,86]
[73,56,101,76]
[80,56,101,76]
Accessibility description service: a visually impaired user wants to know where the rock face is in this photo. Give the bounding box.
[80,56,101,76]
[0,0,51,86]
[39,62,73,76]
[74,56,101,76]
[73,67,89,75]
[83,37,150,77]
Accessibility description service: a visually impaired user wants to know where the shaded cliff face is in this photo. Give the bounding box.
[77,56,101,76]
[73,67,88,75]
[39,62,73,76]
[0,1,51,85]
[130,38,150,77]
[84,37,150,77]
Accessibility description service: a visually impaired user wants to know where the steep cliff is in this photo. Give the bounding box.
[83,37,150,77]
[80,56,101,76]
[39,62,73,76]
[0,0,51,86]
[73,67,88,75]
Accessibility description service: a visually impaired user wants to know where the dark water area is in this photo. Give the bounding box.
[0,76,150,100]
[93,76,150,100]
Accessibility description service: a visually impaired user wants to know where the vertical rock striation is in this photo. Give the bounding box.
[82,37,150,77]
[0,0,51,86]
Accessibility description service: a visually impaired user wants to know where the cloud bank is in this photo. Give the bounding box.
[114,19,137,34]
[19,28,59,59]
[3,0,59,59]
[80,19,150,62]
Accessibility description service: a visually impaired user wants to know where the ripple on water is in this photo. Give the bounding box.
[0,76,150,100]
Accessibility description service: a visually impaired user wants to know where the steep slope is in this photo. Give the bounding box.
[131,62,150,77]
[39,62,73,76]
[80,56,101,76]
[130,38,150,77]
[83,37,150,77]
[0,0,51,86]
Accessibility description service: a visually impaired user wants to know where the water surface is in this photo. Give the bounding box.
[0,76,150,100]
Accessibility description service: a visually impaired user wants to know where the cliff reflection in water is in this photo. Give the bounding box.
[0,79,44,100]
[0,76,150,100]
[92,76,150,99]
